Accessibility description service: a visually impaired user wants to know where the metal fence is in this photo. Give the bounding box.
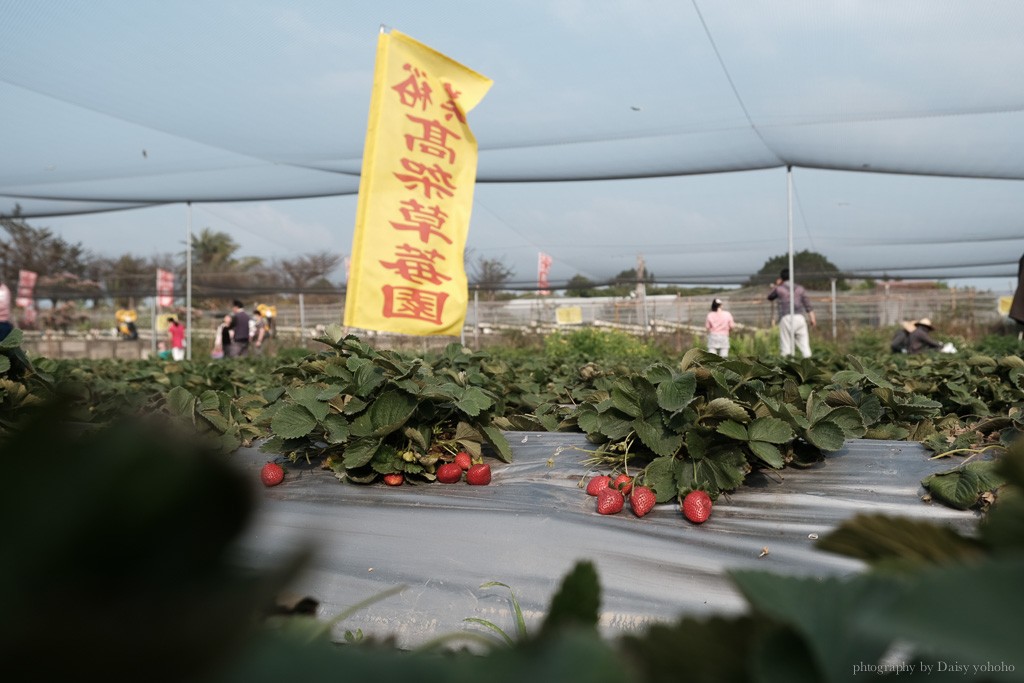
[18,287,1009,355]
[457,288,1004,337]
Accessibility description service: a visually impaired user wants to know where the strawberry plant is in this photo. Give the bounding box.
[564,349,935,503]
[255,327,514,484]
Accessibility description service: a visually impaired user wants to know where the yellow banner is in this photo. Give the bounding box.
[344,30,492,335]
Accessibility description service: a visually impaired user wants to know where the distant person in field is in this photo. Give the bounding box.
[249,308,267,355]
[211,314,231,359]
[705,298,735,357]
[907,318,943,354]
[767,268,816,358]
[890,320,916,354]
[0,280,11,341]
[227,300,251,357]
[167,316,186,361]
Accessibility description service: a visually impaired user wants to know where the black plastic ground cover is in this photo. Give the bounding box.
[230,434,978,649]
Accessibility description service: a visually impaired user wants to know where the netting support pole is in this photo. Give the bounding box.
[787,166,795,354]
[186,202,193,360]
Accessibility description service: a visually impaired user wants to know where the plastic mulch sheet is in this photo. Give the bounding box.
[230,433,978,649]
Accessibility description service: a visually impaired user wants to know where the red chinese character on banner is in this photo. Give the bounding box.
[391,64,433,110]
[393,158,457,199]
[389,198,452,245]
[440,82,466,123]
[380,244,451,286]
[381,285,448,324]
[403,114,461,164]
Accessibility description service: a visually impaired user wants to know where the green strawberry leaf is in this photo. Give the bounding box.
[610,380,643,418]
[537,560,600,639]
[644,456,681,502]
[575,404,601,435]
[165,386,196,419]
[922,460,1005,510]
[748,416,795,444]
[633,414,684,457]
[702,397,749,423]
[716,419,749,442]
[366,390,417,437]
[805,420,846,452]
[730,570,898,683]
[859,556,1024,666]
[749,440,785,469]
[342,437,381,469]
[322,414,350,444]
[656,372,697,412]
[482,424,513,463]
[694,445,748,492]
[455,386,493,417]
[595,410,634,441]
[821,406,866,438]
[271,404,318,439]
[816,514,984,567]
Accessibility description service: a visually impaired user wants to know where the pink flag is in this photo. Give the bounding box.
[156,269,175,308]
[538,252,553,295]
[15,269,37,307]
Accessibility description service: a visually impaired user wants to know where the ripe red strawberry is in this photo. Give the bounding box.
[436,462,463,483]
[612,473,633,495]
[596,487,624,515]
[454,451,472,471]
[466,463,491,485]
[629,485,656,518]
[586,475,611,496]
[260,461,284,487]
[682,490,713,523]
[382,473,404,486]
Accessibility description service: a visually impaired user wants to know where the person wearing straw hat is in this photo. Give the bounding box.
[705,298,736,357]
[907,318,943,354]
[890,320,916,353]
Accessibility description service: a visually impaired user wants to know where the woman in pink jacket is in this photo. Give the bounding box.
[705,298,736,357]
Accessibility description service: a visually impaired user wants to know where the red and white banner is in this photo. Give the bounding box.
[15,269,37,307]
[538,252,553,296]
[156,268,175,308]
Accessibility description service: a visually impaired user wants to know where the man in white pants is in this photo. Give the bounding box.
[767,268,816,358]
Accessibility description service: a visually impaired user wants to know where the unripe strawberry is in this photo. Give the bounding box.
[382,473,404,486]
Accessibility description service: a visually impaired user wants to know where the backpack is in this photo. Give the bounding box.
[890,328,910,353]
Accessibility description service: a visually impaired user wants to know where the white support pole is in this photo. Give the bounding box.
[299,292,306,348]
[186,202,193,360]
[473,288,480,347]
[830,278,838,340]
[152,270,159,357]
[786,167,796,355]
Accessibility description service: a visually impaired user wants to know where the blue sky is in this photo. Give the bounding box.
[3,1,1023,294]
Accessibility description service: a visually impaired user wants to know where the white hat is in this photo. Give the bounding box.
[916,318,934,329]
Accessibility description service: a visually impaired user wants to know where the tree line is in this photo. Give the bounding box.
[0,217,344,309]
[2,214,851,312]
